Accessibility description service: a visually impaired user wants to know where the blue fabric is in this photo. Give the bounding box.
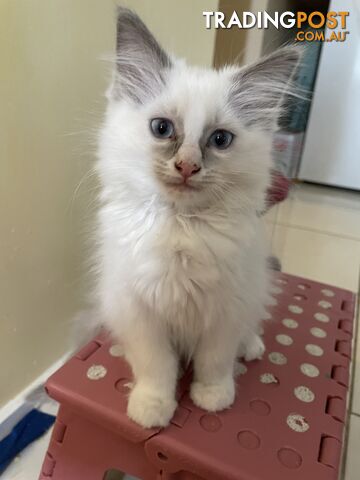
[0,409,55,474]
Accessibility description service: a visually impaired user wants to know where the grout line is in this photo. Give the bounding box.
[348,287,359,413]
[349,267,360,418]
[273,220,360,244]
[343,278,360,480]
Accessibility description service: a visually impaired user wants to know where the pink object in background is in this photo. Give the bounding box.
[39,273,356,480]
[266,171,291,210]
[272,131,305,180]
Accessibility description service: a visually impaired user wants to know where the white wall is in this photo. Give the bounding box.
[0,0,218,408]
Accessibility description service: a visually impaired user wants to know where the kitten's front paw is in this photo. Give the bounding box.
[127,385,177,428]
[244,335,265,362]
[190,378,235,412]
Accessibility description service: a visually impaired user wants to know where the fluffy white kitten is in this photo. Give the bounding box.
[95,8,300,428]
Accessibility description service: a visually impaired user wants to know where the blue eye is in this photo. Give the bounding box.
[150,118,175,139]
[208,129,234,150]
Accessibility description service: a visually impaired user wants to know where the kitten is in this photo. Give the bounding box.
[95,8,300,428]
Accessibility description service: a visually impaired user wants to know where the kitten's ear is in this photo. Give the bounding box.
[111,7,172,103]
[229,46,302,131]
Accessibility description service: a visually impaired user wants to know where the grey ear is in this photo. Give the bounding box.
[112,7,172,103]
[229,46,302,131]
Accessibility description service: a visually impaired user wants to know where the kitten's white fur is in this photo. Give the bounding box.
[94,9,299,428]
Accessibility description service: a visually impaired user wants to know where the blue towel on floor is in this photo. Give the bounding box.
[0,409,55,474]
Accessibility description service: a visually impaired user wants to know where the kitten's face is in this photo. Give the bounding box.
[143,68,270,209]
[99,8,300,212]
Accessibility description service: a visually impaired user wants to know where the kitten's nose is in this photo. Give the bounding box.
[174,160,201,180]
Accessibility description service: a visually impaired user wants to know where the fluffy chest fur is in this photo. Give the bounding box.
[98,197,257,324]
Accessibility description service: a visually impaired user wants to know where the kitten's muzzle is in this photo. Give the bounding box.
[174,159,201,181]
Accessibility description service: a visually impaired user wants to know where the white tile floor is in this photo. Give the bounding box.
[266,183,360,480]
[2,183,360,480]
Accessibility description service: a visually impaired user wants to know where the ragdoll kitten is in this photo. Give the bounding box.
[95,8,300,428]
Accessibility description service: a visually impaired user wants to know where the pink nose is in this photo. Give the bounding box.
[175,160,201,180]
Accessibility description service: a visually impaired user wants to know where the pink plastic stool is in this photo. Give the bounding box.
[39,273,356,480]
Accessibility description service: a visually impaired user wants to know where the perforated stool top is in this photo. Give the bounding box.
[42,273,356,480]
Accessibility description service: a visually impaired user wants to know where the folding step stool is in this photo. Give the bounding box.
[39,273,356,480]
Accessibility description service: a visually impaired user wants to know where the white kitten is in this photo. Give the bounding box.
[94,8,300,428]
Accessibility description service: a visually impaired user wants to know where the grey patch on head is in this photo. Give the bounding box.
[151,130,185,187]
[198,116,223,154]
[113,7,172,103]
[227,46,302,131]
[170,135,185,157]
[152,131,184,161]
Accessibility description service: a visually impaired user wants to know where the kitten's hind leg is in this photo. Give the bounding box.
[238,332,265,362]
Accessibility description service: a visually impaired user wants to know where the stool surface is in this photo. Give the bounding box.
[43,273,356,480]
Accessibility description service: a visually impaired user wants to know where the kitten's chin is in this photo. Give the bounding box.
[160,179,206,206]
[165,182,200,193]
[159,176,201,193]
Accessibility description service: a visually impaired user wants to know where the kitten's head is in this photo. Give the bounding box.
[99,8,301,212]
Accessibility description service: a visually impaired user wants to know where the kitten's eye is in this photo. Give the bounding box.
[150,118,175,139]
[208,129,234,150]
